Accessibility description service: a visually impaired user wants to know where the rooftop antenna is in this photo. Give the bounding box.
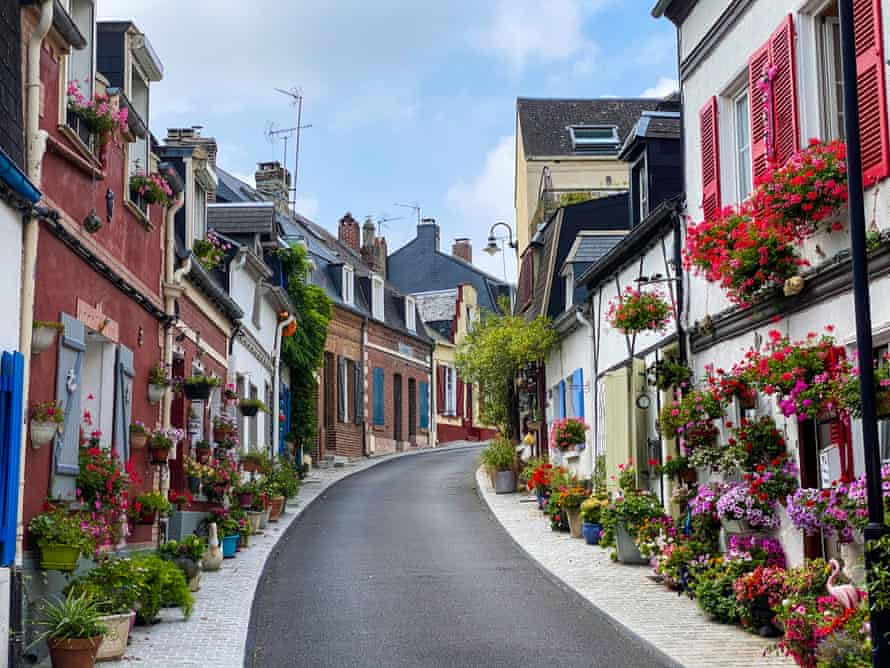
[393,202,422,226]
[274,86,312,210]
[373,215,404,236]
[263,121,296,172]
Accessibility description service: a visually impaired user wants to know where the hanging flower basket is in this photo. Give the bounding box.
[149,445,170,464]
[147,383,166,405]
[183,383,211,401]
[196,445,212,464]
[606,286,672,335]
[239,399,267,417]
[30,420,58,449]
[38,543,80,572]
[129,431,148,449]
[32,321,63,354]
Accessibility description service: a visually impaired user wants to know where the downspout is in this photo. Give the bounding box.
[271,315,295,460]
[16,0,53,562]
[360,318,368,455]
[162,197,186,431]
[575,308,595,478]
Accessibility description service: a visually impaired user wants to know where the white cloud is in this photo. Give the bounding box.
[446,136,517,281]
[640,77,679,98]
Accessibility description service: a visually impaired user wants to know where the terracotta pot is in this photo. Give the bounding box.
[242,460,260,474]
[136,510,157,526]
[129,432,148,449]
[196,447,211,464]
[268,496,285,522]
[149,445,170,465]
[679,467,698,484]
[212,428,230,444]
[48,636,102,668]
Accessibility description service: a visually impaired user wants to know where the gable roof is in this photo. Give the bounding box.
[517,97,661,157]
[207,202,276,236]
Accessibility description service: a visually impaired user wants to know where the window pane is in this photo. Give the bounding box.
[735,93,751,199]
[830,21,845,140]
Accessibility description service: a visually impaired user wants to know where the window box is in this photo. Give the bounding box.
[66,108,94,152]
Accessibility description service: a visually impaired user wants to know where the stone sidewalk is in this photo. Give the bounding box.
[476,468,796,668]
[88,445,478,668]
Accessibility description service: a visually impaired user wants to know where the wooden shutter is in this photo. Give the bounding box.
[436,364,446,414]
[770,15,799,167]
[572,368,585,419]
[419,381,429,429]
[353,361,363,425]
[456,379,465,418]
[855,0,890,184]
[337,356,345,423]
[0,352,23,566]
[373,368,385,426]
[699,97,721,220]
[52,314,85,500]
[113,344,134,464]
[749,41,772,182]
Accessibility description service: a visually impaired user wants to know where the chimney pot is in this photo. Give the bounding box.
[452,238,472,264]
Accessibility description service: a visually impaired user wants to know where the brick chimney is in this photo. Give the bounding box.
[255,161,292,213]
[452,238,472,264]
[165,127,218,199]
[338,213,360,253]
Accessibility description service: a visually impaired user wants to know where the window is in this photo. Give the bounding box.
[405,296,416,332]
[129,64,150,177]
[445,367,456,416]
[564,266,574,310]
[66,0,95,101]
[733,89,752,200]
[339,358,349,423]
[818,6,845,141]
[342,265,354,305]
[569,125,620,153]
[248,384,258,448]
[371,275,384,321]
[192,182,207,243]
[631,154,648,223]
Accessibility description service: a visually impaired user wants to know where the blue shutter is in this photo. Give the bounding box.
[113,344,134,464]
[0,352,24,566]
[279,384,291,456]
[52,314,85,500]
[572,368,584,419]
[419,382,429,429]
[373,368,385,426]
[558,380,566,419]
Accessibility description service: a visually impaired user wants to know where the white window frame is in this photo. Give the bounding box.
[634,154,649,219]
[127,61,150,180]
[445,367,456,416]
[564,266,574,310]
[371,274,385,321]
[733,88,752,202]
[569,125,620,152]
[342,265,354,306]
[63,0,96,113]
[405,296,416,332]
[818,11,844,141]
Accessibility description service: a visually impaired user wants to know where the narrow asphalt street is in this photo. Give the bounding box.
[246,447,671,668]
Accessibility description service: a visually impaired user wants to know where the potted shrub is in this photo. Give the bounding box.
[129,421,149,449]
[239,398,267,417]
[579,496,607,545]
[600,467,665,565]
[481,437,516,494]
[180,374,220,401]
[240,450,268,474]
[29,591,107,668]
[561,486,589,539]
[28,509,91,572]
[128,553,193,624]
[192,439,211,464]
[234,480,259,509]
[32,320,64,354]
[266,485,285,522]
[211,414,236,443]
[159,535,206,592]
[217,514,240,558]
[147,364,169,405]
[30,401,63,449]
[148,427,183,464]
[130,491,171,526]
[525,461,553,509]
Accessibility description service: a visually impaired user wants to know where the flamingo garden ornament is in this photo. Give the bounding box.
[827,558,864,610]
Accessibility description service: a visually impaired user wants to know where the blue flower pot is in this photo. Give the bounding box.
[582,522,603,545]
[221,534,239,559]
[536,492,548,510]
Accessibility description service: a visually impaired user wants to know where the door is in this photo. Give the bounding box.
[798,418,825,560]
[393,374,403,445]
[408,378,417,440]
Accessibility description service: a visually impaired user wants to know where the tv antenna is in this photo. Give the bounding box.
[264,121,296,171]
[273,86,312,210]
[394,202,422,226]
[371,215,404,235]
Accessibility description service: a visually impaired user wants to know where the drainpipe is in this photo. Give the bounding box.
[271,314,295,460]
[575,307,595,478]
[162,197,185,431]
[360,318,368,456]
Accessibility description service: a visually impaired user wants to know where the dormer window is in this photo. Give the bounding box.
[405,296,416,332]
[371,274,385,321]
[342,265,354,306]
[64,0,96,141]
[569,125,620,154]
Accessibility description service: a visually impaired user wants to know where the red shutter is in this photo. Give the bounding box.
[466,383,474,423]
[699,97,721,220]
[456,380,465,418]
[436,365,446,414]
[769,15,799,167]
[749,41,772,182]
[855,0,890,184]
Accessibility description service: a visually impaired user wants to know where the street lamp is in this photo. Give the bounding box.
[484,221,517,256]
[838,1,888,664]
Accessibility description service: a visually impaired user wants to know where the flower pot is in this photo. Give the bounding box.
[566,508,583,538]
[188,476,201,495]
[678,467,698,484]
[149,445,170,465]
[48,636,102,668]
[494,470,516,494]
[238,493,254,509]
[212,428,230,444]
[221,534,238,558]
[738,392,757,411]
[183,384,211,401]
[841,537,866,586]
[247,510,263,535]
[147,383,166,405]
[96,611,135,661]
[241,460,260,474]
[136,510,157,526]
[30,420,58,449]
[129,431,148,449]
[260,507,270,529]
[240,404,259,417]
[582,521,603,545]
[536,491,550,510]
[720,517,754,535]
[173,556,201,583]
[39,543,80,572]
[32,325,59,354]
[268,495,285,521]
[615,523,647,565]
[196,447,211,464]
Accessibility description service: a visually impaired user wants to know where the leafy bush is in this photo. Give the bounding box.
[159,535,206,563]
[29,591,107,646]
[66,557,148,615]
[28,509,92,555]
[480,436,514,472]
[579,496,607,523]
[600,492,664,549]
[130,554,193,623]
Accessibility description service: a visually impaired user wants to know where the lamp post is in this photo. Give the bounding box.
[483,221,517,282]
[838,1,889,664]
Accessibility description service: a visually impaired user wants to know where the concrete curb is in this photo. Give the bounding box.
[474,467,684,668]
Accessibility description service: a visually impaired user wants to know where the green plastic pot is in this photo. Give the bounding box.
[39,543,80,572]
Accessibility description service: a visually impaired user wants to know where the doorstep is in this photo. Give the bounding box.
[475,467,795,668]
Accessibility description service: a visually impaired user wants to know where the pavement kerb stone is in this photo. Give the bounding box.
[87,443,482,668]
[474,466,797,668]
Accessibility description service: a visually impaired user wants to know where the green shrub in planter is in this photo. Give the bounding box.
[129,554,193,624]
[28,590,107,650]
[66,557,148,615]
[599,491,665,550]
[480,436,514,472]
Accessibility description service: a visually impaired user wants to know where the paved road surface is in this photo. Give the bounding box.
[246,447,672,667]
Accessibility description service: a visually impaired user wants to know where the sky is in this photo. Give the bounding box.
[98,0,677,281]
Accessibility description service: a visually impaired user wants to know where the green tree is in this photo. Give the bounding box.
[278,244,332,452]
[455,298,556,437]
